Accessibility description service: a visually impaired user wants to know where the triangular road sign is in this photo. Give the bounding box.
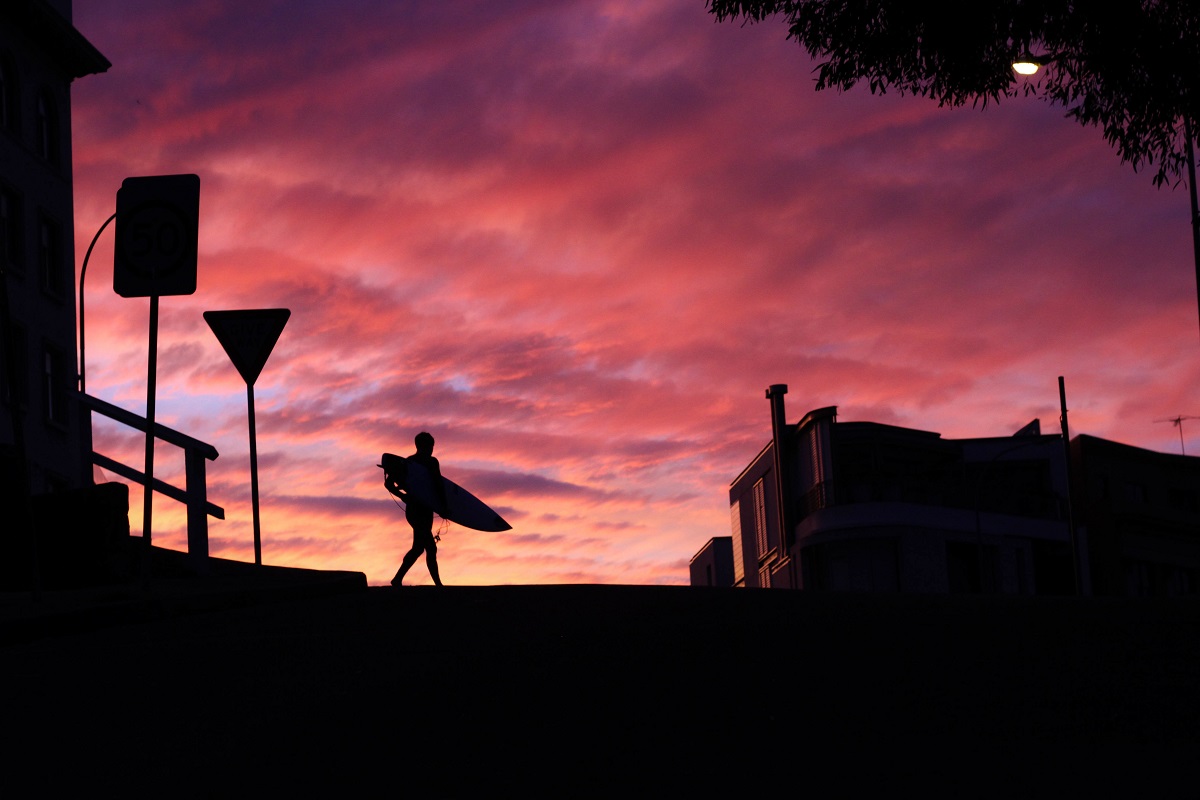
[204,308,290,386]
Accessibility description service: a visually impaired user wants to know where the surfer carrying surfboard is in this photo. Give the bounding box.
[386,431,449,586]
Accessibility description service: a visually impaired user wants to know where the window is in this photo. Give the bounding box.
[0,183,22,269]
[1124,560,1152,597]
[43,343,69,426]
[752,477,769,559]
[37,212,65,298]
[807,539,899,592]
[947,541,997,594]
[1168,486,1199,512]
[1,323,29,408]
[43,472,71,494]
[729,500,744,585]
[1123,481,1147,505]
[36,89,60,166]
[1123,560,1198,598]
[1032,539,1075,596]
[1166,566,1195,596]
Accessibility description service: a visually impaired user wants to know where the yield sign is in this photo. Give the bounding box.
[204,309,290,385]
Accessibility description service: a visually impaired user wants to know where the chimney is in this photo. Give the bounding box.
[766,384,794,557]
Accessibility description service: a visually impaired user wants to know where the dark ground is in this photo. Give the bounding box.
[1,566,1198,796]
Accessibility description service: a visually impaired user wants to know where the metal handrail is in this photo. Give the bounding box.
[77,391,223,568]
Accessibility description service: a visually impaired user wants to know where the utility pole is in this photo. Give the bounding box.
[1059,377,1083,595]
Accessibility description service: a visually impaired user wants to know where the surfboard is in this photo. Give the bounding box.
[379,453,512,532]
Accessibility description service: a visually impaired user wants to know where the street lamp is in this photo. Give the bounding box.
[1011,55,1046,76]
[1010,52,1056,74]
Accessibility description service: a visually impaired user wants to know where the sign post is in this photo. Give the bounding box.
[204,308,290,566]
[113,174,200,562]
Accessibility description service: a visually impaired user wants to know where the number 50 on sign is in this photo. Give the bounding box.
[114,174,200,298]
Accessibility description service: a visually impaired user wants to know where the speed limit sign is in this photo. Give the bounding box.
[114,174,200,297]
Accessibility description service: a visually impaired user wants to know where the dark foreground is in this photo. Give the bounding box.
[2,575,1198,795]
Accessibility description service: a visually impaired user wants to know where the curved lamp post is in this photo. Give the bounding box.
[77,211,116,394]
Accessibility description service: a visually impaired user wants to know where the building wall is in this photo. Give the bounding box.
[796,501,1070,594]
[689,536,734,587]
[1072,435,1200,596]
[717,383,1197,596]
[720,386,1084,594]
[1,0,108,493]
[792,406,836,529]
[729,442,782,588]
[787,417,1069,594]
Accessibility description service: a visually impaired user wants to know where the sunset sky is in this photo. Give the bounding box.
[69,1,1200,585]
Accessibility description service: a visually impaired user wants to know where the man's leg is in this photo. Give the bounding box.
[426,540,443,586]
[391,546,422,585]
[392,527,424,585]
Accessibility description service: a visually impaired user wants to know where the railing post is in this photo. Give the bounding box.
[185,446,210,573]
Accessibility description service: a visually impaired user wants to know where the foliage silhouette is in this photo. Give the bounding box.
[707,0,1200,187]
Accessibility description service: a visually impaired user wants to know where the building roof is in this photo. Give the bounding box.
[1071,433,1200,468]
[2,0,111,79]
[688,536,732,565]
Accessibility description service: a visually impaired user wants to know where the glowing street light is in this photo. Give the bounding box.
[1011,58,1041,76]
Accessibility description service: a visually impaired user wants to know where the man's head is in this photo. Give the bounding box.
[415,431,435,455]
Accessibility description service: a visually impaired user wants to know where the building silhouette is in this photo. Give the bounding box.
[1,0,109,493]
[688,536,733,587]
[1071,434,1200,595]
[699,384,1200,596]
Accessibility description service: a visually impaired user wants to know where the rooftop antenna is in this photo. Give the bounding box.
[1154,415,1200,455]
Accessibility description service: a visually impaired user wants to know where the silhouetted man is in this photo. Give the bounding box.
[387,431,447,586]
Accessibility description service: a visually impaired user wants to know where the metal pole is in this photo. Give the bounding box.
[1058,376,1082,595]
[1186,118,1200,341]
[247,381,261,566]
[184,447,211,570]
[142,295,159,576]
[77,211,116,394]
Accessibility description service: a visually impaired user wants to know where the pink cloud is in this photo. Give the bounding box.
[71,0,1200,585]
